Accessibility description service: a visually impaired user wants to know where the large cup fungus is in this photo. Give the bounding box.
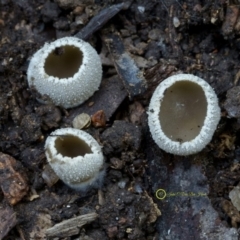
[27,37,102,108]
[148,74,220,155]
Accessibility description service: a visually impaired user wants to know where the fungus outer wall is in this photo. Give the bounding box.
[27,37,102,109]
[45,128,105,190]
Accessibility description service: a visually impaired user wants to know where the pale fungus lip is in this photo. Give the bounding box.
[27,37,102,109]
[45,128,105,190]
[148,74,221,156]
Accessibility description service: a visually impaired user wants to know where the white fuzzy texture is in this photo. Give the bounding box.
[27,37,102,108]
[148,74,221,155]
[45,128,104,190]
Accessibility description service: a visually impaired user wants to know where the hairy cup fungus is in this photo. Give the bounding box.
[27,37,102,108]
[148,74,220,155]
[45,128,105,190]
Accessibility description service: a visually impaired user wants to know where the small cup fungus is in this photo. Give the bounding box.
[27,37,102,108]
[148,74,220,155]
[45,128,105,190]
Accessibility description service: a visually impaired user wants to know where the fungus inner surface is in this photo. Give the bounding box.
[159,80,207,142]
[55,135,92,158]
[45,45,83,78]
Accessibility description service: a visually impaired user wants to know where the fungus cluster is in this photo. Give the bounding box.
[27,36,102,109]
[148,74,220,155]
[33,36,220,191]
[45,128,105,190]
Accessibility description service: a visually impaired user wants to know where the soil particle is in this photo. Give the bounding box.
[221,5,239,37]
[15,190,71,239]
[41,163,59,188]
[100,120,142,156]
[221,199,240,228]
[110,157,124,170]
[53,17,70,31]
[0,203,17,239]
[98,184,160,239]
[41,1,61,23]
[224,86,240,118]
[145,41,163,60]
[20,147,45,171]
[28,213,52,239]
[55,0,94,10]
[128,101,145,125]
[35,105,62,131]
[20,114,43,143]
[229,184,240,211]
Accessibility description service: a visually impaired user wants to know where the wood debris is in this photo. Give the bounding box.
[0,152,29,205]
[46,212,98,238]
[104,33,147,99]
[75,2,131,40]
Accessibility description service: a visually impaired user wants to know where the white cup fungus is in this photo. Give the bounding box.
[148,74,221,155]
[45,128,105,191]
[27,37,102,109]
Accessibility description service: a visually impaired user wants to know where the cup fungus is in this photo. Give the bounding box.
[27,37,102,108]
[45,128,105,190]
[148,74,220,155]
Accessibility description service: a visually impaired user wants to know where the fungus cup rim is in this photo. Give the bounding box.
[147,73,221,155]
[27,37,102,108]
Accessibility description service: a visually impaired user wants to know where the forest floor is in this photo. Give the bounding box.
[1,0,240,239]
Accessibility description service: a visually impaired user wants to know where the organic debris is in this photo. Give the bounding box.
[46,212,98,238]
[91,110,106,128]
[0,204,17,239]
[72,113,91,129]
[104,33,147,99]
[0,152,29,205]
[1,0,240,239]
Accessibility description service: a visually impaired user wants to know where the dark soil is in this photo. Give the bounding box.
[1,0,240,239]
